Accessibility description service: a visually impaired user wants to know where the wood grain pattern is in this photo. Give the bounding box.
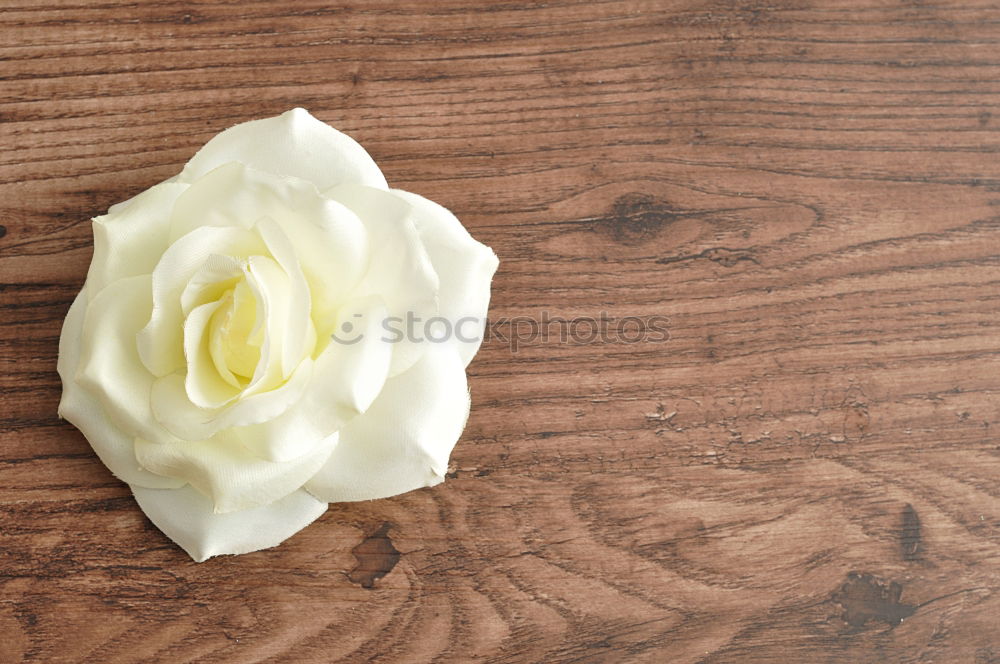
[2,0,1000,661]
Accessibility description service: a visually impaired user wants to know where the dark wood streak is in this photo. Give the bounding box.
[1,0,999,662]
[900,503,923,562]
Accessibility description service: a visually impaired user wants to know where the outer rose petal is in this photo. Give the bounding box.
[178,108,388,191]
[76,275,174,445]
[391,189,499,367]
[131,485,327,562]
[304,345,469,503]
[87,181,188,294]
[133,428,336,514]
[57,290,184,489]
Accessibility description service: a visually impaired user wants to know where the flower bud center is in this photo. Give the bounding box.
[208,276,262,388]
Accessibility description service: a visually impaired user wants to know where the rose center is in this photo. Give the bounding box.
[207,276,262,387]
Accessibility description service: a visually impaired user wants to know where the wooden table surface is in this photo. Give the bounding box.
[2,1,1000,662]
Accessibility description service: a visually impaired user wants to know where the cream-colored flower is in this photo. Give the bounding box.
[57,109,498,561]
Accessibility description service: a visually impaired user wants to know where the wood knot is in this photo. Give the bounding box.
[595,193,677,245]
[348,522,400,589]
[831,572,915,631]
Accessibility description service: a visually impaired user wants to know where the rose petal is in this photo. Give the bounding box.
[75,275,175,445]
[169,162,369,322]
[178,108,387,191]
[134,428,336,514]
[391,190,499,367]
[212,280,262,382]
[304,345,469,503]
[255,216,315,378]
[131,485,328,562]
[57,289,183,489]
[183,297,241,409]
[179,253,243,317]
[104,174,179,215]
[230,295,392,462]
[238,255,292,396]
[86,181,189,294]
[324,183,440,377]
[138,226,266,378]
[149,358,313,442]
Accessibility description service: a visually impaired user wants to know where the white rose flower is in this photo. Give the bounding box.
[57,108,498,561]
